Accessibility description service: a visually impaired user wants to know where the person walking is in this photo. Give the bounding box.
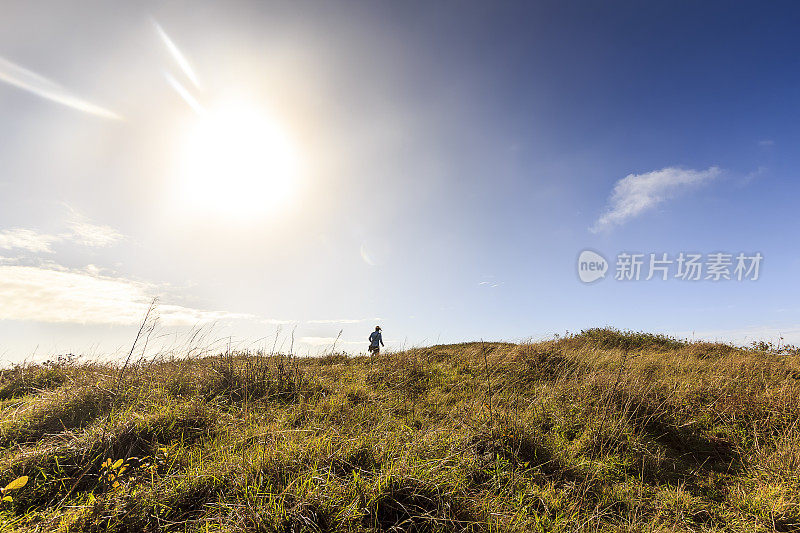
[368,326,384,356]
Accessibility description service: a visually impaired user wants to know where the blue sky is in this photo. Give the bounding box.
[0,1,799,361]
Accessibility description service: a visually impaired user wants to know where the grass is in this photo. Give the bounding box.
[0,328,799,531]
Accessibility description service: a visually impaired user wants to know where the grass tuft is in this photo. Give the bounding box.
[0,330,798,531]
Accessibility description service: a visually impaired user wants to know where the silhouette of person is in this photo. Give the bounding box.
[368,326,384,356]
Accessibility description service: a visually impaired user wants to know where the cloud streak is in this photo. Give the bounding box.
[0,56,122,120]
[591,166,720,232]
[0,264,252,326]
[0,229,60,253]
[64,207,123,247]
[0,208,123,253]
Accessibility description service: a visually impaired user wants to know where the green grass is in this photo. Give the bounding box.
[0,328,799,531]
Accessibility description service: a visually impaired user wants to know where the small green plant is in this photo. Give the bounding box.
[1,476,28,502]
[141,446,171,480]
[100,458,128,490]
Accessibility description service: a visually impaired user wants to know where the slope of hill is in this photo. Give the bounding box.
[0,329,798,532]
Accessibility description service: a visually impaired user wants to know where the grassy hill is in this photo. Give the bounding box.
[0,329,799,532]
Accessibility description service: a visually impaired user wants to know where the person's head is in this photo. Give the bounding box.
[375,326,381,331]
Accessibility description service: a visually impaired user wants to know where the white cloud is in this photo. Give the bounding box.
[0,207,123,253]
[0,228,60,253]
[63,209,123,247]
[591,166,720,232]
[758,139,774,147]
[0,264,252,326]
[740,166,766,187]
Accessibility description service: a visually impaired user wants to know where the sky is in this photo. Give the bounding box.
[1,0,800,362]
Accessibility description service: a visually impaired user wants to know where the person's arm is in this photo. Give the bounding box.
[380,333,384,346]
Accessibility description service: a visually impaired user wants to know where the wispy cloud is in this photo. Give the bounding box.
[591,166,720,233]
[478,274,502,288]
[0,228,60,253]
[758,139,774,147]
[740,166,767,187]
[0,56,122,120]
[63,207,123,247]
[0,210,248,328]
[0,210,123,254]
[0,263,252,326]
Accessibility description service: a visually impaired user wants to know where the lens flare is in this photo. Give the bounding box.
[0,56,121,120]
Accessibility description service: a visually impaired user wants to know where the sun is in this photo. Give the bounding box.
[174,100,299,221]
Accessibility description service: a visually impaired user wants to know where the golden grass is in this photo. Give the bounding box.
[0,329,798,532]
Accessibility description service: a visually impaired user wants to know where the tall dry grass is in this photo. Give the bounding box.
[0,328,797,531]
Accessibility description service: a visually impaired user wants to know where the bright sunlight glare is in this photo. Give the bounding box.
[175,101,299,221]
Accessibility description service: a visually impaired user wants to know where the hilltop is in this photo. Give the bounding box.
[0,329,798,532]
